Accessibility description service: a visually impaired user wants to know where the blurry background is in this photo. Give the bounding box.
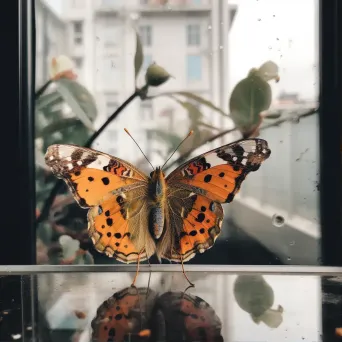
[35,0,319,267]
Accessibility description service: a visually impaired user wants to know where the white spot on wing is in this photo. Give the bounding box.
[49,156,54,161]
[67,163,73,170]
[88,155,109,169]
[205,154,223,166]
[76,161,82,166]
[66,156,72,161]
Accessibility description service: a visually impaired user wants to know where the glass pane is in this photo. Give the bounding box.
[35,0,319,267]
[2,268,341,341]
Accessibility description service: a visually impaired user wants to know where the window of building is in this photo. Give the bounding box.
[186,54,202,81]
[72,21,83,45]
[187,24,201,46]
[73,57,83,69]
[139,25,152,46]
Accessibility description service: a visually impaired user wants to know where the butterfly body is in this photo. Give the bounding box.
[148,167,167,240]
[45,138,271,264]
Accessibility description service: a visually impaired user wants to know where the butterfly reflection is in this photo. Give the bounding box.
[91,285,224,342]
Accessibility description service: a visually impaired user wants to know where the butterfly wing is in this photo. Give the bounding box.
[150,291,223,341]
[91,287,158,342]
[45,144,155,263]
[88,186,156,262]
[160,139,271,262]
[45,144,148,208]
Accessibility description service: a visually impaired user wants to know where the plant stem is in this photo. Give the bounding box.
[36,87,144,226]
[35,80,52,100]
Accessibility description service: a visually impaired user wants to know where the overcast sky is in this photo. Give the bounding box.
[45,0,318,100]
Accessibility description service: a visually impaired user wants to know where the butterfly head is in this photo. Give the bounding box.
[149,166,166,180]
[149,167,166,200]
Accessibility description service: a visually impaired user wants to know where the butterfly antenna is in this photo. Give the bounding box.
[161,130,194,170]
[124,128,155,171]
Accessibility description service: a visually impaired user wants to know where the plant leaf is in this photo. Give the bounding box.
[36,91,63,111]
[167,95,203,123]
[164,91,228,117]
[134,31,144,81]
[229,73,272,135]
[55,78,97,130]
[36,118,81,138]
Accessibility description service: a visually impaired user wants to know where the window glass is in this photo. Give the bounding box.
[36,0,319,267]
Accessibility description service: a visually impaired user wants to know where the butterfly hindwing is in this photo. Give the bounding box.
[159,188,223,262]
[162,139,271,261]
[88,187,156,263]
[45,144,148,208]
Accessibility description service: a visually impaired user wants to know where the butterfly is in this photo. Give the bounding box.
[91,286,223,342]
[45,133,271,284]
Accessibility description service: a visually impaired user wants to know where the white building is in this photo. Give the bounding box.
[60,0,237,169]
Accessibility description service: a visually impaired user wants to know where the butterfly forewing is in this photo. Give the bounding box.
[45,144,148,208]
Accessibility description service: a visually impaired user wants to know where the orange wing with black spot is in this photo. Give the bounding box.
[45,144,148,208]
[45,144,155,263]
[91,287,157,342]
[161,139,271,262]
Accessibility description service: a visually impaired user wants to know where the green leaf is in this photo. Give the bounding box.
[36,91,63,111]
[165,91,228,117]
[55,78,97,130]
[134,31,144,81]
[166,95,204,125]
[36,118,81,138]
[229,73,272,134]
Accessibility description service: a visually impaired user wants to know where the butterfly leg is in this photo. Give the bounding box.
[180,255,195,288]
[131,250,144,287]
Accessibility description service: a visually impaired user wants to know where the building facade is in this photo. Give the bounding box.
[57,0,237,167]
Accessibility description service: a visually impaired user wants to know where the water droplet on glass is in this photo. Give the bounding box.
[268,46,272,50]
[257,18,261,21]
[289,241,295,246]
[208,25,212,30]
[287,256,291,261]
[272,214,285,227]
[219,45,223,50]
